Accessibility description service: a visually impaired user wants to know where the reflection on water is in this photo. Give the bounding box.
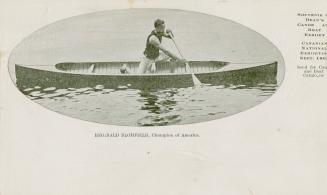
[20,83,278,126]
[138,89,180,126]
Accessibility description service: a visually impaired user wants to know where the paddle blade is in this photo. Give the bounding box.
[185,62,202,86]
[88,64,95,73]
[191,73,202,86]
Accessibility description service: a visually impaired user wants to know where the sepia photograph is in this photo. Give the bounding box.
[9,9,285,126]
[2,1,327,195]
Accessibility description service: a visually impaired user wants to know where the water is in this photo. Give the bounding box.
[9,9,283,125]
[20,83,277,126]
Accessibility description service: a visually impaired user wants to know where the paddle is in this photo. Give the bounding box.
[169,34,202,86]
[88,64,95,73]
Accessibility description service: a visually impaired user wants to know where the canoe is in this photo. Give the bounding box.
[15,61,277,89]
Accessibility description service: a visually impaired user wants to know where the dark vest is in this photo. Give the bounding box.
[143,30,162,60]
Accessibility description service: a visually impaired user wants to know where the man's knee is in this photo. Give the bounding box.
[138,63,146,74]
[150,63,156,73]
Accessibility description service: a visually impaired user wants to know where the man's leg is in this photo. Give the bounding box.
[150,53,169,73]
[155,52,171,72]
[156,52,176,73]
[138,57,146,74]
[169,61,177,73]
[138,57,153,74]
[150,62,156,73]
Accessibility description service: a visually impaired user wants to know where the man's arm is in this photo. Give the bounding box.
[149,36,180,60]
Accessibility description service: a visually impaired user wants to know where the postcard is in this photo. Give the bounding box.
[1,0,326,194]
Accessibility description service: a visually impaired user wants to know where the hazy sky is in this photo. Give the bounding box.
[9,8,284,78]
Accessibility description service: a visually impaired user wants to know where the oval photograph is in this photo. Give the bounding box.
[9,9,285,126]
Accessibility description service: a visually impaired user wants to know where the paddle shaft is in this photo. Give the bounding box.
[170,36,192,72]
[170,37,185,59]
[169,34,202,86]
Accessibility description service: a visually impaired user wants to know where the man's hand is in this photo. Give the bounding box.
[165,29,174,38]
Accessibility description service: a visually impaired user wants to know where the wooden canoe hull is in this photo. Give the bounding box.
[15,62,277,89]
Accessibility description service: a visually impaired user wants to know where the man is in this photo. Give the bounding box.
[138,19,185,74]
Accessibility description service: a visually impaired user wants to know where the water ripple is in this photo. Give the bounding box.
[20,83,277,126]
